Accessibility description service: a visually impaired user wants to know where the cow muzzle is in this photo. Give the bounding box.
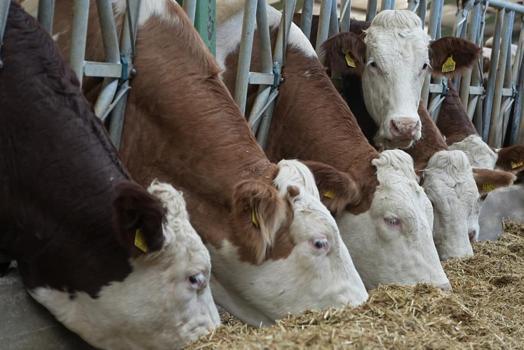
[390,118,421,140]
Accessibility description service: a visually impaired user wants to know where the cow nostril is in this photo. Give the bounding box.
[469,230,477,243]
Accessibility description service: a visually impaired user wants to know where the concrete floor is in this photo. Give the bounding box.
[0,266,95,350]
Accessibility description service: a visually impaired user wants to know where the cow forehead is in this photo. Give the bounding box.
[365,29,430,63]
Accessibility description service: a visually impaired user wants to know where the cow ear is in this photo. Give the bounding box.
[112,181,166,257]
[429,37,481,77]
[472,168,517,195]
[231,180,290,264]
[495,144,524,172]
[302,160,361,216]
[320,32,366,78]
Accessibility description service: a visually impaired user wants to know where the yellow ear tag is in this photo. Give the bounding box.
[323,190,336,199]
[482,183,496,193]
[134,229,148,253]
[251,208,259,228]
[344,52,357,68]
[511,161,524,169]
[442,56,456,73]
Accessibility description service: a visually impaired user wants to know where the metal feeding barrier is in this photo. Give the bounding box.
[233,0,524,148]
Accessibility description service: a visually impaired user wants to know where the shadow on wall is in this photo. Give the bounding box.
[0,265,97,350]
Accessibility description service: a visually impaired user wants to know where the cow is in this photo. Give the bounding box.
[51,0,369,327]
[321,23,516,248]
[216,1,451,290]
[0,3,220,349]
[436,84,524,173]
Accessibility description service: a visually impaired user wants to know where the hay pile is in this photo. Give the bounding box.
[190,222,524,349]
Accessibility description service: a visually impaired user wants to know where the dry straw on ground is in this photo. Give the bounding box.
[190,222,524,349]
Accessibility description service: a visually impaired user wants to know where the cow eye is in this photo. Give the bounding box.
[369,61,378,68]
[188,272,207,291]
[422,63,428,70]
[310,237,330,251]
[384,217,401,227]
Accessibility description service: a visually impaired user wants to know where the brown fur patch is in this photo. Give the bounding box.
[496,145,524,173]
[472,168,516,195]
[321,32,366,77]
[429,37,481,78]
[436,83,478,144]
[302,160,361,216]
[231,180,294,265]
[406,102,449,171]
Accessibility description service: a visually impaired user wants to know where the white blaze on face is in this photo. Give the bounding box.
[362,10,429,148]
[29,182,220,350]
[448,135,498,169]
[422,150,479,260]
[210,160,368,327]
[336,150,450,290]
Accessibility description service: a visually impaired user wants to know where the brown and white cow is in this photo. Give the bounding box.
[436,83,524,173]
[52,0,368,326]
[321,25,509,255]
[0,3,219,349]
[216,2,451,290]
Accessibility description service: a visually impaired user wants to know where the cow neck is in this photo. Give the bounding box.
[0,3,130,296]
[436,83,478,145]
[267,49,379,214]
[119,7,274,202]
[406,102,449,171]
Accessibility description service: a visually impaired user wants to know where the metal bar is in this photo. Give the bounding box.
[340,0,351,33]
[38,0,55,34]
[367,0,378,22]
[516,55,524,143]
[417,0,427,29]
[0,0,9,68]
[408,0,419,12]
[195,0,216,55]
[248,72,274,85]
[316,0,332,52]
[109,0,141,148]
[69,0,90,84]
[485,0,524,14]
[429,83,484,95]
[489,10,514,147]
[94,0,122,117]
[422,0,443,104]
[459,1,482,107]
[84,62,122,78]
[381,0,395,10]
[328,0,339,38]
[233,0,257,116]
[184,0,197,23]
[300,0,314,39]
[482,9,504,141]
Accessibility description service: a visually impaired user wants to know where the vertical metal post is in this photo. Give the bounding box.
[38,0,55,34]
[382,0,395,11]
[408,0,419,12]
[482,9,504,140]
[94,0,121,118]
[422,0,443,104]
[69,0,90,84]
[233,0,257,115]
[459,1,482,109]
[367,0,378,22]
[300,0,314,39]
[328,0,339,38]
[184,0,197,24]
[109,0,141,148]
[0,1,10,63]
[340,0,351,33]
[316,0,332,52]
[417,0,427,29]
[195,0,216,55]
[488,10,514,147]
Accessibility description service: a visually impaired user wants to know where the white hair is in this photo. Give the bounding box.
[448,135,497,169]
[273,159,320,198]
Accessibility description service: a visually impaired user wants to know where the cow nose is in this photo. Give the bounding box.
[468,230,477,243]
[390,118,420,138]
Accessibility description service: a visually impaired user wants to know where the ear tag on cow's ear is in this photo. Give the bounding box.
[251,208,260,229]
[344,51,357,68]
[511,161,524,169]
[134,229,148,253]
[482,183,496,193]
[323,190,336,199]
[442,56,456,73]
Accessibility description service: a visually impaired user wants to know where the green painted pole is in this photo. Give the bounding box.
[195,0,216,55]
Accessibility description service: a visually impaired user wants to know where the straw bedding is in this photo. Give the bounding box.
[190,222,524,349]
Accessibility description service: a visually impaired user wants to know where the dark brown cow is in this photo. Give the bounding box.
[52,0,368,327]
[217,3,452,289]
[0,3,219,349]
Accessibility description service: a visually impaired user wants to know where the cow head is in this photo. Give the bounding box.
[311,150,450,290]
[210,160,368,326]
[448,134,498,169]
[495,144,524,173]
[472,168,517,196]
[31,181,220,349]
[321,10,480,150]
[421,150,478,257]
